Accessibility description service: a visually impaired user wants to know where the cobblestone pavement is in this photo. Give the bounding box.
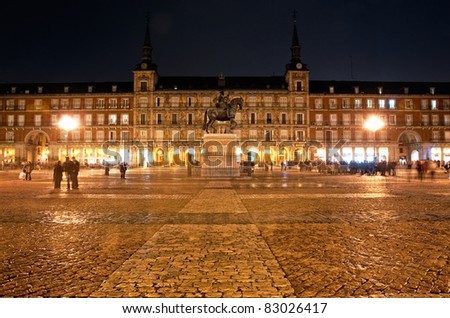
[0,167,449,298]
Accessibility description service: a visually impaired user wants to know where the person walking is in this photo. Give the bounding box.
[53,160,63,189]
[119,162,128,179]
[71,156,80,189]
[23,162,33,181]
[62,157,75,190]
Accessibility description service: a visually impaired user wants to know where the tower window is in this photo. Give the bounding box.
[140,81,148,92]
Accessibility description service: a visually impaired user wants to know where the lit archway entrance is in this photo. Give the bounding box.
[398,131,422,162]
[24,131,51,166]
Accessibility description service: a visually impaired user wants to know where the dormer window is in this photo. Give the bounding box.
[329,86,334,94]
[430,87,435,95]
[38,86,43,94]
[377,87,383,95]
[11,87,16,94]
[88,86,93,93]
[353,86,360,94]
[64,86,69,93]
[112,85,117,93]
[403,87,409,94]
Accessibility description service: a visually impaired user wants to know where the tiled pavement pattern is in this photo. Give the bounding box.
[0,168,449,298]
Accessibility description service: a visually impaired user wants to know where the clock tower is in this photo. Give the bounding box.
[285,12,309,93]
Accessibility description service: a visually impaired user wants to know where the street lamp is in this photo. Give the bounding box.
[58,115,79,158]
[364,115,384,161]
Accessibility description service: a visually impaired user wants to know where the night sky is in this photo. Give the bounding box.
[1,0,449,83]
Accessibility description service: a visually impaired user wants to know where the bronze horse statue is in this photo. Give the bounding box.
[203,97,243,133]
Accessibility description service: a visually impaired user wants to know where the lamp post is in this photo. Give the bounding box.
[58,115,79,158]
[364,115,384,162]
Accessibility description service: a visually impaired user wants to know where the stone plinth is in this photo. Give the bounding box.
[201,133,240,177]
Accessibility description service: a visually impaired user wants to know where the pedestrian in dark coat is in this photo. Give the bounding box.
[53,160,63,189]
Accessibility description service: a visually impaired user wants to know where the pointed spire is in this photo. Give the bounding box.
[142,12,152,63]
[286,10,306,71]
[136,12,157,71]
[290,10,301,64]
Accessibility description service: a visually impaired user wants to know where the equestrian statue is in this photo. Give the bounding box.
[203,91,243,133]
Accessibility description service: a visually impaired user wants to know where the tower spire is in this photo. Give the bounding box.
[286,10,307,71]
[136,12,157,71]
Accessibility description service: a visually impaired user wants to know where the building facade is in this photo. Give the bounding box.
[1,18,450,168]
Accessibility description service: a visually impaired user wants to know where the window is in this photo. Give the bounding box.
[296,130,304,141]
[64,86,69,93]
[421,115,429,126]
[406,114,413,126]
[84,131,92,142]
[263,96,273,106]
[109,99,117,109]
[61,99,69,109]
[139,97,148,108]
[121,98,130,109]
[140,81,148,92]
[201,97,211,107]
[248,96,257,107]
[34,99,43,110]
[51,114,58,126]
[112,85,117,93]
[88,86,93,93]
[343,113,351,125]
[121,114,129,125]
[431,100,438,110]
[18,115,24,127]
[444,115,450,126]
[342,99,350,109]
[34,115,42,126]
[187,113,193,125]
[18,100,26,110]
[7,115,14,126]
[378,99,385,109]
[97,99,105,109]
[367,99,374,109]
[296,81,303,91]
[405,99,413,110]
[96,130,105,141]
[109,131,116,141]
[250,113,256,124]
[294,97,304,107]
[73,99,81,109]
[296,113,304,125]
[421,100,428,110]
[156,97,161,107]
[443,100,450,110]
[97,114,104,125]
[315,114,323,125]
[156,114,162,125]
[266,113,272,124]
[389,99,396,109]
[264,130,272,141]
[187,97,193,107]
[432,131,439,141]
[330,114,337,126]
[172,114,178,124]
[279,97,288,107]
[329,99,337,109]
[108,114,117,125]
[122,131,129,141]
[140,114,147,125]
[6,100,15,110]
[354,99,362,109]
[84,114,92,126]
[355,114,363,125]
[314,99,323,109]
[389,115,396,125]
[85,99,93,109]
[249,129,257,140]
[281,113,287,124]
[6,131,14,142]
[431,115,439,126]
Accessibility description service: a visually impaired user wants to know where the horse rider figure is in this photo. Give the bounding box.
[216,91,230,118]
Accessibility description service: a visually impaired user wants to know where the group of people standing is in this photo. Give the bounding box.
[53,156,80,189]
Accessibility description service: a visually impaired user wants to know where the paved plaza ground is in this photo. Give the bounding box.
[0,166,449,298]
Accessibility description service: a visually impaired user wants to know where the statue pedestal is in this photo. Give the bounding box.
[201,133,240,177]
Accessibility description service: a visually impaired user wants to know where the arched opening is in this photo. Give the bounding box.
[398,131,422,162]
[24,131,51,166]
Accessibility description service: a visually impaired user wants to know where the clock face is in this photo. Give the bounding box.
[296,63,303,69]
[141,62,148,70]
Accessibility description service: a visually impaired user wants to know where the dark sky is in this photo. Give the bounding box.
[1,0,449,83]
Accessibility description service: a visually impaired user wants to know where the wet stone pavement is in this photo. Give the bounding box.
[0,167,449,298]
